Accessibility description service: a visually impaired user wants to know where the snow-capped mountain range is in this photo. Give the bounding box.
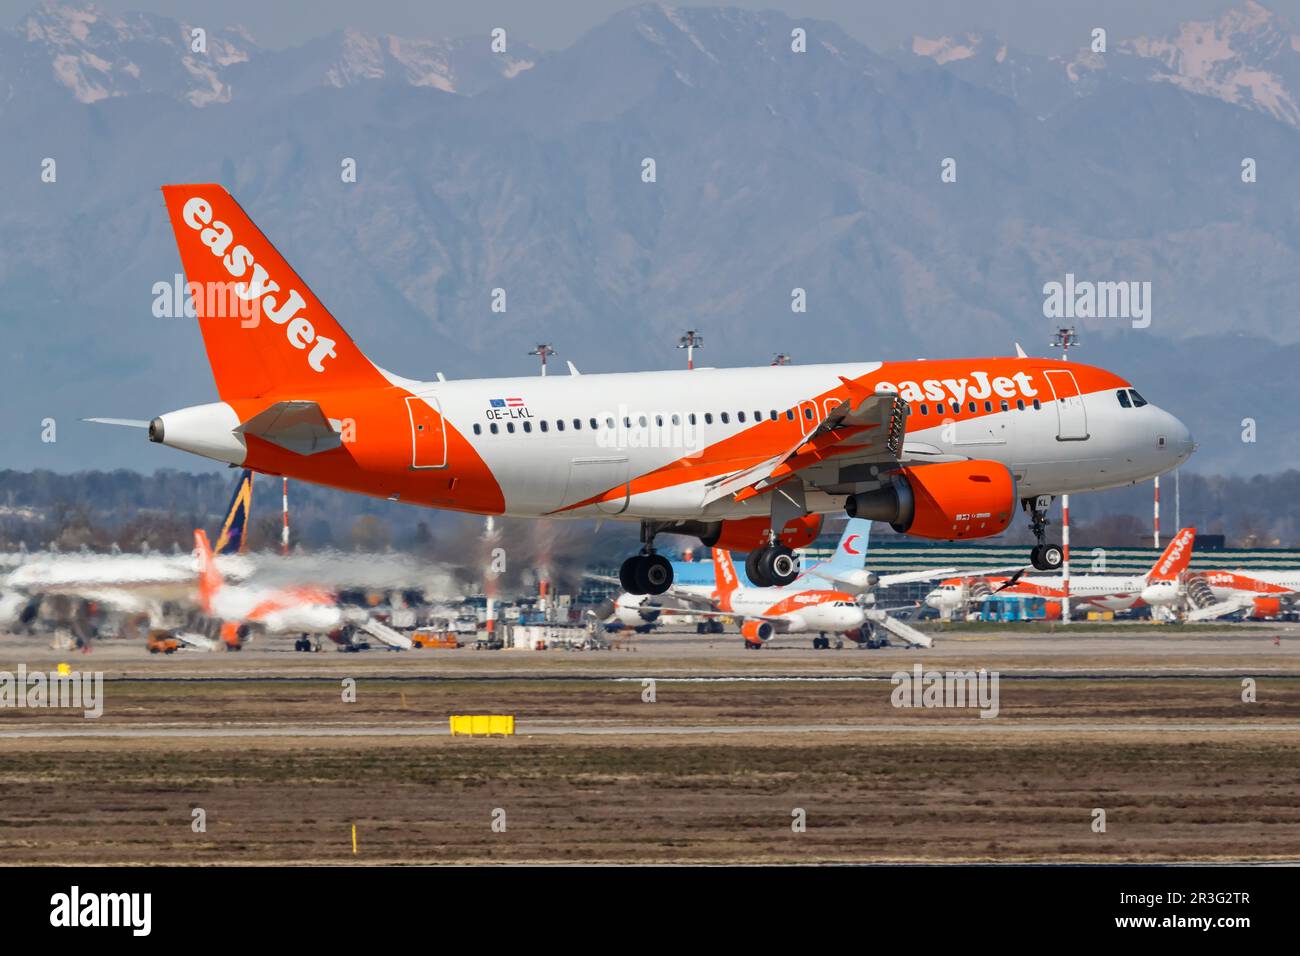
[912,0,1300,129]
[3,0,538,107]
[4,1,1300,476]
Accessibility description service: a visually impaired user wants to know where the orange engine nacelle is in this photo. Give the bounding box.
[846,461,1015,540]
[741,619,774,644]
[1251,597,1283,620]
[701,514,824,551]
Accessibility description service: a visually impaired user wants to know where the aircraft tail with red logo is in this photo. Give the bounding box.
[160,184,388,402]
[194,529,224,613]
[711,548,742,611]
[1146,527,1197,583]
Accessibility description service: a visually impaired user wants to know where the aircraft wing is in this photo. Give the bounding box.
[873,568,961,588]
[657,606,791,629]
[702,387,909,506]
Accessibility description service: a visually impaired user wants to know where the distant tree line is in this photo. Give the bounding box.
[1,468,1296,555]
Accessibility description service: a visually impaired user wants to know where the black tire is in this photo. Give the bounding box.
[745,549,768,588]
[1030,544,1047,570]
[619,555,644,594]
[766,546,799,587]
[639,554,673,595]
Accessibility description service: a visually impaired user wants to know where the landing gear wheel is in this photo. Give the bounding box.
[1030,544,1064,571]
[764,546,799,587]
[745,549,769,588]
[620,556,644,594]
[638,553,673,595]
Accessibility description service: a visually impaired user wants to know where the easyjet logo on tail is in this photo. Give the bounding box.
[181,197,337,373]
[1152,527,1196,581]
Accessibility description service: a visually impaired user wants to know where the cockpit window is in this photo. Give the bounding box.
[1116,390,1131,409]
[1128,389,1148,407]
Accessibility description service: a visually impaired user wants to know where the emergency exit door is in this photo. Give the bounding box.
[405,394,447,468]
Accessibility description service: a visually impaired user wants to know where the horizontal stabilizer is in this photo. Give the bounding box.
[235,401,342,456]
[83,417,150,428]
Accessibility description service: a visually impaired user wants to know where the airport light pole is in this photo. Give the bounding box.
[678,330,704,370]
[281,477,290,556]
[1052,327,1079,624]
[528,344,556,376]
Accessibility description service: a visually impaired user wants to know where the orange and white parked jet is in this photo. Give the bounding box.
[658,548,933,648]
[1178,569,1300,621]
[191,530,411,651]
[924,526,1198,618]
[100,184,1194,596]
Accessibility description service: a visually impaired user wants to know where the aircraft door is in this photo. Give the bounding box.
[1044,370,1089,441]
[406,393,448,468]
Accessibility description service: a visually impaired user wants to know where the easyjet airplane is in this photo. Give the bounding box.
[924,526,1198,617]
[96,184,1194,596]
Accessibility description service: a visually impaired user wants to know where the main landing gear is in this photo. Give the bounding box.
[745,542,799,588]
[1025,496,1064,571]
[620,522,674,596]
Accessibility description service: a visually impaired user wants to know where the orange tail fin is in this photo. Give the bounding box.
[160,184,387,402]
[1147,527,1197,583]
[194,529,223,612]
[711,548,741,612]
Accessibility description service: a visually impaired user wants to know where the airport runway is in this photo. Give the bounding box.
[3,720,1300,738]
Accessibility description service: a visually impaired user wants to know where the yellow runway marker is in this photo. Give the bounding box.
[351,823,357,855]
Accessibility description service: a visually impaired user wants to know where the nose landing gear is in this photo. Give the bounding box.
[1025,496,1064,571]
[619,522,675,595]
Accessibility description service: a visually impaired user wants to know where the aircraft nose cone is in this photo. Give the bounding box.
[1170,416,1195,463]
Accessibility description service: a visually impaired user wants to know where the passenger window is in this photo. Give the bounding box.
[589,418,598,429]
[968,402,976,413]
[804,407,813,420]
[737,411,746,423]
[754,410,762,421]
[572,418,581,430]
[473,423,482,435]
[490,423,499,434]
[984,401,992,412]
[689,413,697,425]
[556,420,564,431]
[705,413,713,425]
[1129,389,1148,407]
[638,415,647,427]
[672,414,681,426]
[506,422,515,434]
[770,410,778,420]
[1000,400,1009,411]
[920,404,928,415]
[605,416,615,429]
[523,421,532,433]
[655,414,664,427]
[786,409,795,421]
[951,402,960,414]
[720,412,729,424]
[1116,390,1131,408]
[1016,399,1025,411]
[1032,399,1041,410]
[539,421,548,433]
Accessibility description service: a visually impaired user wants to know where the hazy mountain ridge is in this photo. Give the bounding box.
[1,1,1298,477]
